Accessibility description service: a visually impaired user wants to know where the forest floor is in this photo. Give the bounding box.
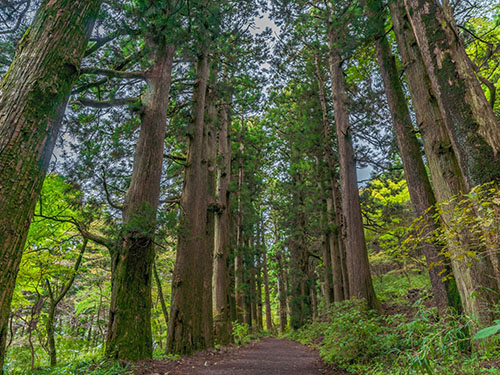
[133,338,349,375]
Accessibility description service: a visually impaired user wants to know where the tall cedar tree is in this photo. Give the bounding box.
[363,0,461,314]
[167,48,214,354]
[106,41,175,360]
[326,6,380,311]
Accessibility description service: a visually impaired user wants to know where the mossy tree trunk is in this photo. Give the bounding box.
[213,94,233,345]
[0,1,101,371]
[167,49,214,354]
[289,171,312,329]
[106,43,175,360]
[364,0,460,315]
[391,0,498,323]
[205,81,218,340]
[327,28,380,311]
[404,0,500,188]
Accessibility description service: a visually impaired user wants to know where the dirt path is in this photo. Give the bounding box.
[135,338,347,375]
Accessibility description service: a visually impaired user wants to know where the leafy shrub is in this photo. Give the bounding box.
[232,322,251,345]
[319,300,388,366]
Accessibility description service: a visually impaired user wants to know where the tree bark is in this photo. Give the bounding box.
[403,0,500,188]
[167,49,213,354]
[327,28,380,311]
[262,248,273,331]
[0,1,101,371]
[234,122,246,323]
[276,247,288,333]
[313,55,348,302]
[390,0,498,323]
[213,94,233,345]
[256,244,264,331]
[364,0,460,314]
[106,42,174,361]
[289,174,312,329]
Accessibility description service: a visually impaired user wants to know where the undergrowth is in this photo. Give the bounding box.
[289,271,500,375]
[5,360,133,375]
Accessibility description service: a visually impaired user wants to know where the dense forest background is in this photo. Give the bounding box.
[1,0,500,374]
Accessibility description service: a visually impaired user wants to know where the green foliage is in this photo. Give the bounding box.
[7,359,132,375]
[406,182,500,274]
[290,272,500,375]
[232,322,252,345]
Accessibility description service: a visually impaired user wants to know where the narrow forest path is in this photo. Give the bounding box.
[135,338,347,375]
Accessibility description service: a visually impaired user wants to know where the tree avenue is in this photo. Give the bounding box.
[1,0,500,374]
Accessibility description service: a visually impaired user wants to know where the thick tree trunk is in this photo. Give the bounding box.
[365,0,460,314]
[167,49,213,354]
[205,83,218,341]
[46,239,87,366]
[313,56,348,302]
[234,124,246,323]
[0,1,101,371]
[327,31,380,311]
[107,43,174,360]
[404,0,500,187]
[390,0,498,323]
[289,179,312,329]
[213,98,233,345]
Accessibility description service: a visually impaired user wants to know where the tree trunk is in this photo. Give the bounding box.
[0,1,101,370]
[167,49,213,354]
[276,249,288,333]
[313,55,348,302]
[403,0,500,188]
[106,43,174,361]
[213,95,233,345]
[390,0,498,323]
[205,81,218,341]
[321,225,334,305]
[365,0,460,314]
[289,177,312,329]
[327,29,380,311]
[310,271,318,319]
[256,248,264,331]
[315,159,335,306]
[263,250,273,331]
[234,123,246,323]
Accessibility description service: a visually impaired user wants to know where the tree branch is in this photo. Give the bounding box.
[77,96,140,109]
[101,168,124,210]
[80,67,146,80]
